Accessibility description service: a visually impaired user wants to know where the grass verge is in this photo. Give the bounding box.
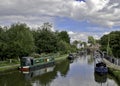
[108,68,120,85]
[54,54,68,62]
[0,54,68,72]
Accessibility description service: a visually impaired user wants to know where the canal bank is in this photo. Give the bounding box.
[103,58,120,84]
[0,54,119,86]
[0,54,68,72]
[108,68,120,85]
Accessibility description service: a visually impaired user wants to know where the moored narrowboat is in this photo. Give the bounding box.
[95,62,108,74]
[19,56,55,72]
[94,50,108,74]
[67,53,75,60]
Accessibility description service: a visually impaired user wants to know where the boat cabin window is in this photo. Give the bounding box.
[69,54,74,56]
[21,57,32,66]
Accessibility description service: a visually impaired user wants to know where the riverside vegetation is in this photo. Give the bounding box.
[0,22,120,73]
[0,22,77,71]
[99,31,120,83]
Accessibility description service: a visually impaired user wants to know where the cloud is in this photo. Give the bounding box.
[0,0,120,27]
[68,31,88,42]
[68,31,76,35]
[68,29,107,42]
[103,32,110,35]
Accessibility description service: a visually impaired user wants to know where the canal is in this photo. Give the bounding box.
[0,54,119,86]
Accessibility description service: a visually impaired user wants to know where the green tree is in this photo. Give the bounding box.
[109,31,120,57]
[100,31,120,58]
[0,26,7,60]
[34,27,58,53]
[100,35,109,51]
[57,40,71,54]
[72,40,79,48]
[82,42,87,48]
[58,31,70,44]
[5,23,34,59]
[41,22,53,31]
[88,36,96,45]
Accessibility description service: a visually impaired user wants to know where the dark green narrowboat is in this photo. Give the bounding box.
[19,56,55,72]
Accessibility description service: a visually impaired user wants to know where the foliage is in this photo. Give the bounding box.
[0,22,77,61]
[33,28,58,53]
[100,31,120,58]
[0,23,35,60]
[88,36,96,45]
[72,40,79,47]
[57,40,71,54]
[32,26,72,54]
[58,31,70,44]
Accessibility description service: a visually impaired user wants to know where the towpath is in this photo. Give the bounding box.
[103,58,120,70]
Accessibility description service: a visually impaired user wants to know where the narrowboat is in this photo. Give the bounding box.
[94,50,108,74]
[95,62,108,74]
[67,53,75,60]
[19,56,55,72]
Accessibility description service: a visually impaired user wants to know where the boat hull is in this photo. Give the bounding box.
[67,56,74,60]
[19,62,55,72]
[19,66,30,71]
[29,61,55,71]
[95,66,108,74]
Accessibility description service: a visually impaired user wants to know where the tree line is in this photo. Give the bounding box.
[0,23,77,61]
[100,31,120,58]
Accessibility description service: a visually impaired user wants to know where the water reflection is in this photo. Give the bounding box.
[0,71,31,86]
[94,73,107,85]
[0,54,119,86]
[25,60,70,86]
[23,66,55,80]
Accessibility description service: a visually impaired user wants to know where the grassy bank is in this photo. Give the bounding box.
[0,54,68,72]
[0,64,19,72]
[0,60,20,72]
[108,68,120,84]
[54,54,68,62]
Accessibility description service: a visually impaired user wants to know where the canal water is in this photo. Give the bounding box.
[0,54,119,86]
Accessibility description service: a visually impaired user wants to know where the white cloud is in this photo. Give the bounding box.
[68,31,76,35]
[93,35,100,40]
[0,0,120,27]
[68,31,88,42]
[103,32,110,35]
[68,29,107,42]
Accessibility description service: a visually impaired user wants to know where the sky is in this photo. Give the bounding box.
[0,0,120,42]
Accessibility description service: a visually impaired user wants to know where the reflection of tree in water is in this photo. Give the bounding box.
[0,60,70,86]
[94,73,107,84]
[54,60,69,77]
[30,60,70,85]
[32,70,57,85]
[0,71,32,86]
[87,54,94,65]
[107,74,120,86]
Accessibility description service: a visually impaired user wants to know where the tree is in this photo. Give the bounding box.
[100,31,120,58]
[58,31,70,44]
[5,23,34,59]
[57,40,71,54]
[109,31,120,57]
[82,42,87,48]
[72,40,79,48]
[41,22,53,31]
[88,36,96,45]
[0,26,7,60]
[100,35,109,51]
[34,27,58,53]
